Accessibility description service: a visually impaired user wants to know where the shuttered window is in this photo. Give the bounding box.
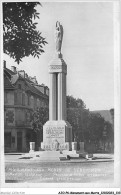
[22,93,25,105]
[14,91,22,105]
[14,92,18,105]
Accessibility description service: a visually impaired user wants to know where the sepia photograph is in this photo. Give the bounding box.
[0,0,120,194]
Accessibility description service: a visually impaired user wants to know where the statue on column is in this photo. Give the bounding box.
[55,21,63,55]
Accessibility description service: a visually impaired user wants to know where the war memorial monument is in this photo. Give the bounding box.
[28,21,85,160]
[41,21,73,152]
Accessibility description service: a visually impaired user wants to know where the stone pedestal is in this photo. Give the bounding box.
[72,142,77,150]
[41,120,72,151]
[29,142,35,153]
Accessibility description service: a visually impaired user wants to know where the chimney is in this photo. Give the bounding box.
[46,87,49,96]
[11,66,17,73]
[30,76,38,84]
[25,73,28,79]
[18,70,25,78]
[4,60,6,68]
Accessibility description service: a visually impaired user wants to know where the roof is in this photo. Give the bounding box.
[4,67,16,76]
[4,66,49,99]
[25,80,48,99]
[4,74,15,90]
[11,74,19,84]
[91,110,113,124]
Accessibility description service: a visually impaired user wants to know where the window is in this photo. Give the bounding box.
[4,132,11,148]
[22,93,25,106]
[25,93,28,106]
[14,92,17,105]
[31,96,34,108]
[18,92,22,105]
[37,98,40,108]
[18,84,21,89]
[34,97,37,109]
[28,95,30,106]
[12,136,15,143]
[4,92,8,103]
[14,91,22,105]
[6,110,14,124]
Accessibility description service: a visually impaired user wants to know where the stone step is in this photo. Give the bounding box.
[20,151,89,161]
[20,151,69,161]
[64,152,87,159]
[30,154,68,161]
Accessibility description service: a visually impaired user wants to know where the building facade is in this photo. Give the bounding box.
[4,63,49,153]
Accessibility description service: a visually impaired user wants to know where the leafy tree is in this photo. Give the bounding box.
[103,121,114,152]
[67,97,113,153]
[110,108,114,119]
[67,95,86,109]
[67,108,80,141]
[87,113,104,142]
[31,107,49,150]
[103,121,113,140]
[86,112,114,153]
[3,2,47,64]
[67,95,89,145]
[109,109,114,146]
[110,108,114,129]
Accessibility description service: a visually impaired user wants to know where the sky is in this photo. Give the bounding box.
[3,1,114,111]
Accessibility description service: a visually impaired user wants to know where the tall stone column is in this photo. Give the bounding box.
[49,73,57,120]
[58,72,66,121]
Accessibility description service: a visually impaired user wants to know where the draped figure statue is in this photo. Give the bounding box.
[55,21,63,54]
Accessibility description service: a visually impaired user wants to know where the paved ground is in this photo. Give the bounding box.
[5,152,114,160]
[5,153,114,183]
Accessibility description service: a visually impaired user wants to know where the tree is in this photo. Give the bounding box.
[109,108,114,144]
[67,95,86,109]
[83,112,105,153]
[67,95,89,144]
[87,113,104,142]
[31,107,49,150]
[3,2,47,64]
[110,108,114,129]
[31,108,43,150]
[102,121,114,152]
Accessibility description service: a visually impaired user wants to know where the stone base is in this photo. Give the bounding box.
[29,142,35,151]
[41,120,72,151]
[20,150,88,161]
[62,150,87,158]
[29,150,35,153]
[21,151,69,161]
[41,142,72,151]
